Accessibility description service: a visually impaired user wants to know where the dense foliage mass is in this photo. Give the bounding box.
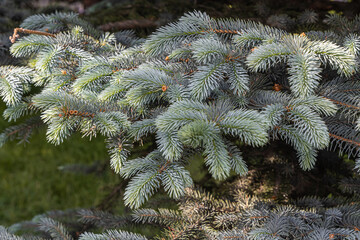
[1,10,360,215]
[1,188,360,239]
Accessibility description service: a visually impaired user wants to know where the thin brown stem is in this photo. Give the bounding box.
[329,133,360,147]
[10,28,55,43]
[158,160,171,174]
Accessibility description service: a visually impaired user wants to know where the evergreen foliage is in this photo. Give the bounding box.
[132,188,360,240]
[1,10,360,210]
[2,187,360,239]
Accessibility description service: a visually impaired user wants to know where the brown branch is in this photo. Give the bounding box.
[224,236,246,239]
[81,215,101,220]
[205,29,239,34]
[10,28,55,43]
[225,55,241,62]
[329,133,360,148]
[249,215,269,219]
[113,66,138,72]
[322,96,360,110]
[158,160,171,174]
[332,88,360,93]
[6,121,42,138]
[275,125,360,148]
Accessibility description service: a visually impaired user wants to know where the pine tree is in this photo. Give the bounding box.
[1,11,360,210]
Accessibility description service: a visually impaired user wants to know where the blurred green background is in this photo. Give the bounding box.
[0,103,120,225]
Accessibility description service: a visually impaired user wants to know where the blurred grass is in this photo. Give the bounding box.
[0,102,120,225]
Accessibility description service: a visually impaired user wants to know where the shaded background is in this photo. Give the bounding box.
[1,0,360,226]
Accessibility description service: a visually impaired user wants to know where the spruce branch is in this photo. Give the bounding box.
[2,10,360,211]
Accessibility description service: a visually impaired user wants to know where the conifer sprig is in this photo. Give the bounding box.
[1,10,360,209]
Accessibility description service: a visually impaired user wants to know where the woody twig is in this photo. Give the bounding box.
[9,28,56,43]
